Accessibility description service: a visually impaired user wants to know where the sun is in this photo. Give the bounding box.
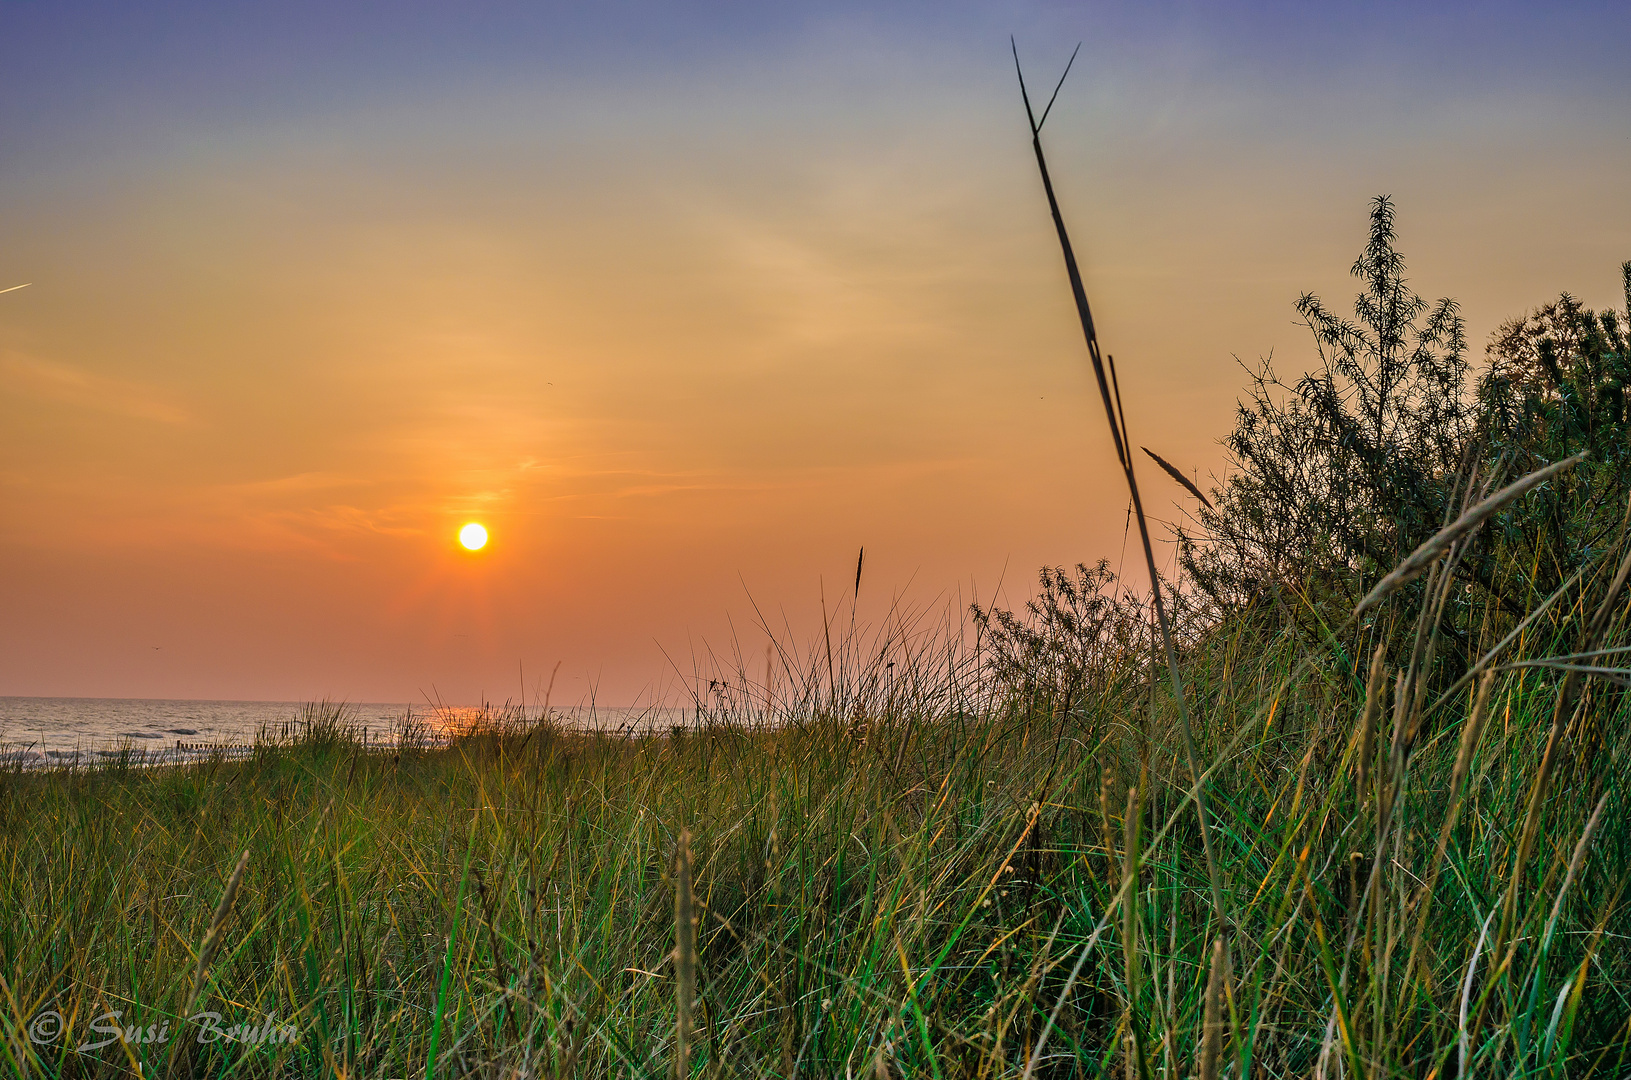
[458,522,489,551]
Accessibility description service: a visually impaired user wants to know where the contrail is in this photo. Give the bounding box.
[0,283,31,295]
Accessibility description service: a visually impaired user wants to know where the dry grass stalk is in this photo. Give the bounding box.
[1356,643,1387,804]
[1122,786,1141,991]
[1141,447,1213,509]
[190,849,249,1008]
[674,829,697,1080]
[1543,791,1610,950]
[1355,452,1587,615]
[1381,671,1408,830]
[1198,936,1229,1080]
[1449,674,1497,806]
[1403,672,1496,980]
[1101,766,1117,887]
[1122,786,1145,1080]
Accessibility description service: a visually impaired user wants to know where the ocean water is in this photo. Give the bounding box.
[0,697,689,767]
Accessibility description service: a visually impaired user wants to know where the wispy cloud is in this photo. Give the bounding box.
[0,352,192,425]
[224,472,366,496]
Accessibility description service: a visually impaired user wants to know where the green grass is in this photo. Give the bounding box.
[1,576,1626,1078]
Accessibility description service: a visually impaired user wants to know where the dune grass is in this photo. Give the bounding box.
[0,548,1627,1079]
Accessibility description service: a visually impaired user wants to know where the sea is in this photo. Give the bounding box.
[0,696,690,768]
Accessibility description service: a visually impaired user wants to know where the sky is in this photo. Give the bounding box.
[2,1,1629,707]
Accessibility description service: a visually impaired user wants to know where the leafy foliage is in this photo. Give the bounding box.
[971,561,1147,702]
[1182,198,1631,622]
[1479,272,1631,598]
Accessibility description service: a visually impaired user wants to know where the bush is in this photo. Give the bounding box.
[1180,195,1473,613]
[1181,197,1631,629]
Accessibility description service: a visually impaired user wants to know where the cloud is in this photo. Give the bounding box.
[224,471,366,495]
[0,351,192,425]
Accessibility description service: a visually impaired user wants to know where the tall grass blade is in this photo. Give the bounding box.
[1460,910,1497,1079]
[1013,39,1227,927]
[1356,452,1587,615]
[674,828,697,1080]
[426,822,475,1080]
[189,849,249,1009]
[1542,792,1609,952]
[1357,644,1386,805]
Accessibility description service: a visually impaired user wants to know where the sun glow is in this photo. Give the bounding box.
[458,522,488,551]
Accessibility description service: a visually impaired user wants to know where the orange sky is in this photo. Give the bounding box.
[3,4,1629,704]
